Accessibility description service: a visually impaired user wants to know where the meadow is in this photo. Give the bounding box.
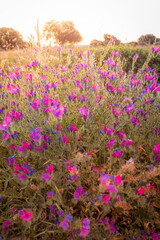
[0,42,160,240]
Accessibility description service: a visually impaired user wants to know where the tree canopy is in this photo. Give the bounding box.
[137,34,160,46]
[103,34,121,45]
[0,27,25,50]
[43,20,83,46]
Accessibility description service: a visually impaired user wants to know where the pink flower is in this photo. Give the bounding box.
[122,140,132,146]
[31,99,40,109]
[77,52,82,57]
[115,175,122,185]
[10,144,15,149]
[106,185,117,193]
[0,116,12,130]
[81,218,90,229]
[112,151,123,158]
[130,117,140,125]
[2,132,10,140]
[41,173,51,181]
[63,135,70,143]
[104,124,108,133]
[79,107,89,120]
[17,174,27,181]
[103,217,109,226]
[59,220,70,231]
[17,146,26,152]
[57,124,61,131]
[74,191,80,200]
[68,165,77,172]
[103,194,110,205]
[107,138,116,149]
[100,172,109,184]
[21,211,33,222]
[70,124,77,132]
[153,144,160,154]
[116,195,121,201]
[79,228,90,238]
[138,187,145,195]
[45,164,54,173]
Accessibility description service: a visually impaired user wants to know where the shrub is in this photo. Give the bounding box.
[137,34,160,46]
[0,44,160,239]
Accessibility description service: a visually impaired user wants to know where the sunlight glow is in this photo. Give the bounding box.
[0,0,160,45]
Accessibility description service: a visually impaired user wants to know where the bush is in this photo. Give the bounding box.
[0,45,160,239]
[93,45,160,82]
[0,27,26,50]
[137,34,160,46]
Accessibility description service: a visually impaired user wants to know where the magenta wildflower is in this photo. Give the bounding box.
[115,175,122,185]
[45,164,54,173]
[106,185,117,193]
[103,217,109,226]
[17,174,27,181]
[112,108,121,117]
[100,172,109,184]
[108,224,115,233]
[0,116,12,130]
[138,187,145,195]
[103,194,110,205]
[21,211,33,222]
[79,107,89,120]
[2,132,10,140]
[81,218,90,229]
[116,195,121,201]
[17,146,26,152]
[59,220,70,231]
[31,99,40,109]
[153,144,160,154]
[57,124,61,131]
[107,138,116,149]
[70,124,77,132]
[112,151,123,158]
[79,228,90,238]
[41,173,51,181]
[2,220,12,230]
[122,140,132,146]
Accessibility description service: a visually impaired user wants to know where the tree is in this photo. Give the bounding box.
[103,34,121,45]
[0,27,25,50]
[137,34,160,46]
[90,39,104,47]
[43,20,83,46]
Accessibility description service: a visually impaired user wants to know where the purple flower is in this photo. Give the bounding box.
[64,213,73,223]
[17,174,27,181]
[76,186,84,194]
[81,218,90,229]
[59,220,70,231]
[41,173,51,181]
[106,184,117,193]
[100,172,109,184]
[79,228,90,238]
[74,191,80,200]
[103,217,109,225]
[57,210,64,217]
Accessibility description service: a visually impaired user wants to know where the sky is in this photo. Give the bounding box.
[0,0,160,45]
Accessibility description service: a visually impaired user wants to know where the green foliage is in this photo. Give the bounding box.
[93,44,160,82]
[0,27,26,50]
[43,20,83,46]
[0,45,160,239]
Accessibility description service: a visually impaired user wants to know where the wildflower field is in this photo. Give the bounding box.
[0,43,160,240]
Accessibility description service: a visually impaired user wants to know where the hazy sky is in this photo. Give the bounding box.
[1,0,160,45]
